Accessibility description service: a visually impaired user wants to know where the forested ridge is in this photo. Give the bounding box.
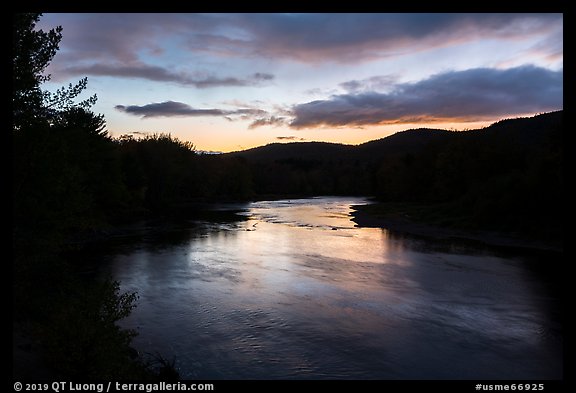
[13,13,562,378]
[230,110,562,238]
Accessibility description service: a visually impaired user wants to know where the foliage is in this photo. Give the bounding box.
[143,353,181,381]
[116,133,200,212]
[40,278,143,378]
[12,13,61,130]
[13,107,131,249]
[44,77,98,114]
[12,13,97,131]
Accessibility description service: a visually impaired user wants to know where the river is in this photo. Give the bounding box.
[95,197,562,379]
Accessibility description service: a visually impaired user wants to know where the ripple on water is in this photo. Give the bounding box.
[108,197,562,380]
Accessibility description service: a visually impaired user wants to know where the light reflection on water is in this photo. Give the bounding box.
[101,197,562,379]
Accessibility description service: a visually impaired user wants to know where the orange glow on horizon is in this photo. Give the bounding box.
[107,113,546,153]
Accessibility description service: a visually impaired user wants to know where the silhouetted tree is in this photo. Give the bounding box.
[13,13,61,130]
[12,13,96,131]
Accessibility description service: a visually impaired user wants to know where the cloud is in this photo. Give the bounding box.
[304,87,340,97]
[227,13,562,63]
[526,27,564,65]
[222,99,267,109]
[276,136,305,141]
[38,14,277,87]
[39,13,216,63]
[290,65,562,128]
[58,62,274,88]
[40,13,562,68]
[248,116,288,129]
[253,72,274,81]
[115,101,266,119]
[339,75,399,93]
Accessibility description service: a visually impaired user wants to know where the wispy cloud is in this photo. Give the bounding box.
[115,101,266,119]
[58,62,274,88]
[290,65,563,128]
[276,136,305,141]
[339,75,399,93]
[248,116,288,129]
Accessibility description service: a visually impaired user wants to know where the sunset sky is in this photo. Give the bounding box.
[38,13,563,152]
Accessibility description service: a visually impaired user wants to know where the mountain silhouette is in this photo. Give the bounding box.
[230,111,561,163]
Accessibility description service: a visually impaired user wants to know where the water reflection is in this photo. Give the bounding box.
[101,197,562,380]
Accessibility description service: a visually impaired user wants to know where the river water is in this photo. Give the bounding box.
[97,197,562,379]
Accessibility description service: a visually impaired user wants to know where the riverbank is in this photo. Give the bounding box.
[350,202,562,253]
[68,197,562,253]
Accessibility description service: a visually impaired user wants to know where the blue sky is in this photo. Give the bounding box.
[38,13,563,152]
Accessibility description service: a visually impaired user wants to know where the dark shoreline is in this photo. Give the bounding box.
[65,197,562,254]
[350,204,562,253]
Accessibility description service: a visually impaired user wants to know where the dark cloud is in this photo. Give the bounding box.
[117,131,150,139]
[115,101,266,119]
[248,116,288,129]
[229,13,562,62]
[276,136,305,141]
[290,66,562,128]
[59,63,274,88]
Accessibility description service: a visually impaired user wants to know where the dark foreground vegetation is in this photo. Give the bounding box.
[13,13,562,378]
[13,14,181,379]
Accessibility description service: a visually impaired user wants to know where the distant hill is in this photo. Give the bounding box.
[354,128,455,161]
[227,130,453,162]
[468,110,562,146]
[227,111,562,163]
[229,141,354,162]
